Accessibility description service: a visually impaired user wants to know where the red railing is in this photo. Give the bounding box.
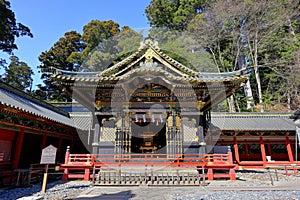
[63,153,234,167]
[60,153,237,181]
[203,154,232,164]
[67,154,93,165]
[91,154,205,167]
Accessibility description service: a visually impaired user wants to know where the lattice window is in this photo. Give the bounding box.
[101,120,116,142]
[182,119,197,142]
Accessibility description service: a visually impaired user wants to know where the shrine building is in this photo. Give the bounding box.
[50,39,250,159]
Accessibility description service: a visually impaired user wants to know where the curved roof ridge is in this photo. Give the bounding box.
[98,45,146,77]
[153,48,199,76]
[51,67,100,77]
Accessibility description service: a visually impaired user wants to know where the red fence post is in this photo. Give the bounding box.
[228,146,236,180]
[62,146,70,181]
[207,168,213,180]
[84,168,90,181]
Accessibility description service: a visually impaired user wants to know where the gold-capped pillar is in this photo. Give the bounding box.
[166,110,182,158]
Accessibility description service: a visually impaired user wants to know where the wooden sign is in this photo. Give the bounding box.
[40,145,57,164]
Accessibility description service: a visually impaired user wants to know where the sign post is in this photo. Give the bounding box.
[296,126,300,162]
[40,145,57,193]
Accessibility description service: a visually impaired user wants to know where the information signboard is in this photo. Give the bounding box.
[40,145,57,164]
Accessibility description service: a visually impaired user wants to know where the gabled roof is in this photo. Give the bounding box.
[98,39,199,77]
[0,81,75,127]
[50,39,250,85]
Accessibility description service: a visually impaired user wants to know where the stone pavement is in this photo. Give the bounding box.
[74,180,300,200]
[75,186,209,200]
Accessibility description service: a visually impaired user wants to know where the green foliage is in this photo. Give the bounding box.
[82,20,120,58]
[0,0,33,54]
[2,56,33,91]
[39,31,84,72]
[145,0,209,30]
[149,27,216,71]
[37,20,143,101]
[37,31,84,101]
[186,0,300,111]
[83,26,143,71]
[188,0,246,74]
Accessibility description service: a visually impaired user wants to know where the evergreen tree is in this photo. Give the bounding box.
[3,56,33,92]
[0,0,32,54]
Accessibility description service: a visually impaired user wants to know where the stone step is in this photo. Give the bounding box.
[93,168,203,186]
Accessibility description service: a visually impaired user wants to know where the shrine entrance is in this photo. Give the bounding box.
[128,83,175,154]
[131,120,166,153]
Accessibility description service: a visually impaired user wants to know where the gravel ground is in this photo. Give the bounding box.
[0,170,299,200]
[171,170,300,200]
[172,190,300,200]
[0,181,91,200]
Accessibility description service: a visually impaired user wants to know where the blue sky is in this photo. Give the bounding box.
[1,0,151,87]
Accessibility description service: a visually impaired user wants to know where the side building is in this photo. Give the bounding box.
[212,112,298,167]
[0,81,87,185]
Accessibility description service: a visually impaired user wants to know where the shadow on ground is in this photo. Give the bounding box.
[74,190,134,200]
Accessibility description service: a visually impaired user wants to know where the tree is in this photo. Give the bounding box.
[37,20,140,101]
[145,0,209,30]
[0,0,33,54]
[261,23,300,111]
[187,0,299,112]
[2,55,33,91]
[188,0,250,111]
[81,20,120,58]
[238,0,291,112]
[149,27,215,72]
[84,26,143,71]
[37,31,84,101]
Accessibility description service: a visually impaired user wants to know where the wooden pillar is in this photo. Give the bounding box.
[267,144,272,156]
[13,128,25,169]
[233,136,240,163]
[57,136,63,162]
[41,133,47,149]
[260,137,267,165]
[286,136,294,163]
[245,143,249,155]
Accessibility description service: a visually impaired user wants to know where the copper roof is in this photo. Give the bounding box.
[211,112,295,131]
[0,81,75,127]
[50,39,250,85]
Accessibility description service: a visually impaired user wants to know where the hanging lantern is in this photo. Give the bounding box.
[160,114,163,123]
[135,114,138,122]
[143,114,146,123]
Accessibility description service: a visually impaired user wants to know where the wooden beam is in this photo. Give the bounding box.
[13,128,25,168]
